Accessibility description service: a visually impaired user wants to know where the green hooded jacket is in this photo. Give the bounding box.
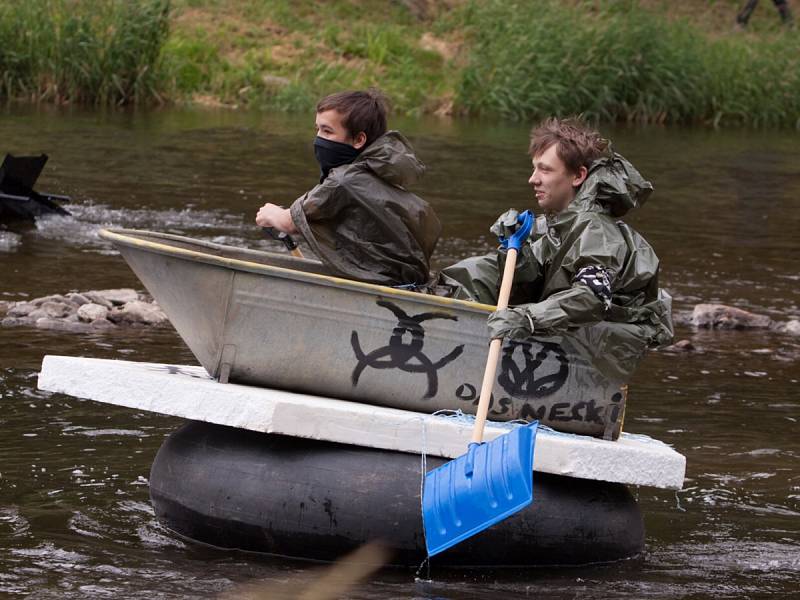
[290,131,441,286]
[440,153,673,380]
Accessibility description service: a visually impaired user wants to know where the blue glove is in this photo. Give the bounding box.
[498,209,535,251]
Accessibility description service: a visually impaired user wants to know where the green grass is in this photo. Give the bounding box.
[456,0,800,127]
[0,0,170,106]
[160,0,453,114]
[1,0,798,127]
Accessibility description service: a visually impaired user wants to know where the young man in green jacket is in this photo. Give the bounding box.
[255,89,441,287]
[442,117,673,378]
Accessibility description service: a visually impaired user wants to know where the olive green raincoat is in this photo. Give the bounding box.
[290,131,441,286]
[441,153,673,380]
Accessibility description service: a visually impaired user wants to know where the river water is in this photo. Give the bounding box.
[1,106,798,598]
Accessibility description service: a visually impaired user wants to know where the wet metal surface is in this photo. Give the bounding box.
[1,106,799,598]
[101,228,628,437]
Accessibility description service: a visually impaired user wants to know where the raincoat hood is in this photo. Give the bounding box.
[355,130,426,188]
[572,152,654,218]
[290,130,440,287]
[440,150,671,383]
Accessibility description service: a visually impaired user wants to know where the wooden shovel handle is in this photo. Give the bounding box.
[471,248,518,444]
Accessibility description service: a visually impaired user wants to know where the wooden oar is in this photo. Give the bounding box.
[263,227,304,258]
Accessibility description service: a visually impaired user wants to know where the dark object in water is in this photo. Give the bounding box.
[150,420,645,566]
[0,154,71,223]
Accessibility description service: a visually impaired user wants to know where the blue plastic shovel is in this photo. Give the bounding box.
[423,210,538,557]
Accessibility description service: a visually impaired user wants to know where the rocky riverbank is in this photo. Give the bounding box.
[685,303,798,334]
[1,289,168,333]
[3,292,798,350]
[662,303,799,353]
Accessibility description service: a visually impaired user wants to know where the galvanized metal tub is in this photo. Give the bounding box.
[100,228,643,439]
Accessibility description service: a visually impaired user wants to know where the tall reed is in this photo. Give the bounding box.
[456,0,800,127]
[0,0,171,106]
[3,0,798,127]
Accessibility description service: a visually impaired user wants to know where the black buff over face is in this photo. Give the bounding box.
[314,136,361,182]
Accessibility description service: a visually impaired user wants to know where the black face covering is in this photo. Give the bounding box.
[314,136,361,182]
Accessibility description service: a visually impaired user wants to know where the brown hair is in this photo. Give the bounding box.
[529,117,610,174]
[316,89,388,148]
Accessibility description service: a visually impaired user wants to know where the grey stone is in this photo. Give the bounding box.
[67,293,91,306]
[82,292,114,309]
[91,288,139,306]
[35,317,93,333]
[3,290,166,332]
[33,301,75,319]
[32,294,69,306]
[692,304,772,329]
[109,300,168,325]
[77,303,110,323]
[90,319,116,330]
[781,319,800,336]
[662,339,695,352]
[671,311,693,327]
[7,302,37,317]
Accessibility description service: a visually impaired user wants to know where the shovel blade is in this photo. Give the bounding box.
[422,421,538,557]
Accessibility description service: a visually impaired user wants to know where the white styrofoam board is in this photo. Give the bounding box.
[38,355,685,490]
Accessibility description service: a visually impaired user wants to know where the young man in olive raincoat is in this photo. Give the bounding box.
[255,89,441,287]
[441,118,673,378]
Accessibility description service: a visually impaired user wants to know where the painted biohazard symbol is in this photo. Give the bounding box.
[351,300,464,398]
[497,340,569,399]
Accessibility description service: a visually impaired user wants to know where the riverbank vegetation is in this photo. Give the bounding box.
[0,0,170,105]
[459,1,800,127]
[1,0,798,127]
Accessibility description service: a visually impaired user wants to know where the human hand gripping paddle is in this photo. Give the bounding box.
[263,227,304,259]
[423,209,538,557]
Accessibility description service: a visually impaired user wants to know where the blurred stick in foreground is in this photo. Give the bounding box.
[219,541,391,600]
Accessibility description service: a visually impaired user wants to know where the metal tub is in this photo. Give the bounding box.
[101,228,637,439]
